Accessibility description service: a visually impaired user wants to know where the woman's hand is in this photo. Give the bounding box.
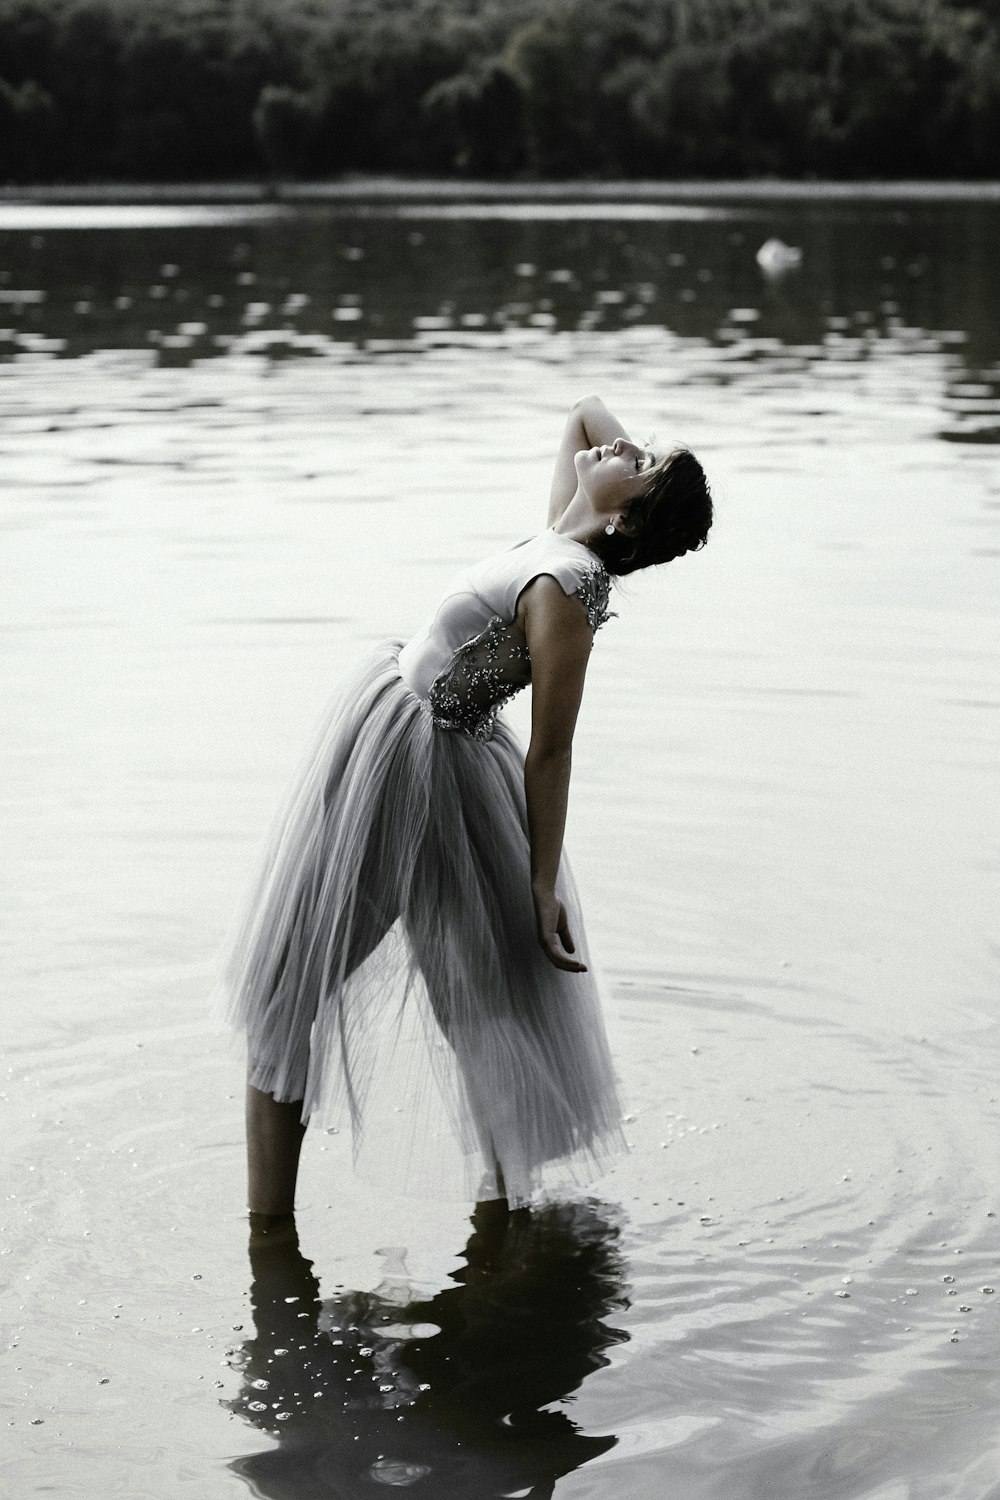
[533,887,588,974]
[547,394,632,526]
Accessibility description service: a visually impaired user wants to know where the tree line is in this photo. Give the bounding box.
[1,0,999,183]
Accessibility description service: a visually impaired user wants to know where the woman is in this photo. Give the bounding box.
[223,395,712,1218]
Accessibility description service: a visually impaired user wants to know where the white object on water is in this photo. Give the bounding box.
[756,237,803,276]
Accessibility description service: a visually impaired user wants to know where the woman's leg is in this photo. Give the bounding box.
[243,839,402,1216]
[246,1080,307,1216]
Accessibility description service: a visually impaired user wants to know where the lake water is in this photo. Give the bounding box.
[2,186,999,1499]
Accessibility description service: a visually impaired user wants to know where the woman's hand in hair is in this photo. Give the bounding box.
[547,395,632,527]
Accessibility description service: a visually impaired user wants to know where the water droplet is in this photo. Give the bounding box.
[368,1457,432,1485]
[984,1287,995,1295]
[960,1305,972,1312]
[841,1276,853,1285]
[248,1401,266,1412]
[276,1411,291,1421]
[251,1379,270,1390]
[943,1275,955,1283]
[274,1348,289,1356]
[835,1290,850,1299]
[905,1288,918,1297]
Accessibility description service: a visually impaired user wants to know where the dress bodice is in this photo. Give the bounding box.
[397,530,615,740]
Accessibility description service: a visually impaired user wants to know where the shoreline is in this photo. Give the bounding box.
[2,177,1000,205]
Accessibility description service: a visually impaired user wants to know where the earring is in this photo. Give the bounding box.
[604,521,616,536]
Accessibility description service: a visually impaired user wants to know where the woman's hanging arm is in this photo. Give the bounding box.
[519,576,594,972]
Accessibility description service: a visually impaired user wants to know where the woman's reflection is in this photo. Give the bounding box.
[225,1197,627,1498]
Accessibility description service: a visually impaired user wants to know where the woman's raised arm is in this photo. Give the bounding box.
[518,575,595,972]
[547,395,632,527]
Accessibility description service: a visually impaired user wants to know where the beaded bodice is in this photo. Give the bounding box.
[428,615,532,741]
[397,533,615,742]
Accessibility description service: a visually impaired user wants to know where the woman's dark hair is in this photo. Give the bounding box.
[591,447,713,577]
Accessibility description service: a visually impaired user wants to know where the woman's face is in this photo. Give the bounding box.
[575,438,657,514]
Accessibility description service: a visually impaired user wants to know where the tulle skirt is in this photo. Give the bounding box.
[220,643,626,1205]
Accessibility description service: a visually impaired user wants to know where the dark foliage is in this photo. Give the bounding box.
[0,0,998,182]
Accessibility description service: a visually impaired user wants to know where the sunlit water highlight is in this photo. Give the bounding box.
[2,191,999,1498]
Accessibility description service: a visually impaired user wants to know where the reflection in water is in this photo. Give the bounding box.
[226,1200,626,1498]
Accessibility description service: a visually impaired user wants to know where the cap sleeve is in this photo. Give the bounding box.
[567,558,616,632]
[510,540,616,634]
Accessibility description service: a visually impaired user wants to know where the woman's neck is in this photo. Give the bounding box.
[551,488,603,549]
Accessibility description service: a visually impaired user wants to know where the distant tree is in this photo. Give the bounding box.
[422,58,526,174]
[0,1,58,92]
[932,1,1000,174]
[302,9,477,172]
[254,82,317,179]
[736,0,967,176]
[116,14,264,178]
[0,0,998,181]
[52,0,122,175]
[0,76,58,181]
[505,10,600,174]
[504,0,668,176]
[631,41,738,175]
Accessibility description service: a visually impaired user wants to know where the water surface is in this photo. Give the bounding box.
[2,188,999,1498]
